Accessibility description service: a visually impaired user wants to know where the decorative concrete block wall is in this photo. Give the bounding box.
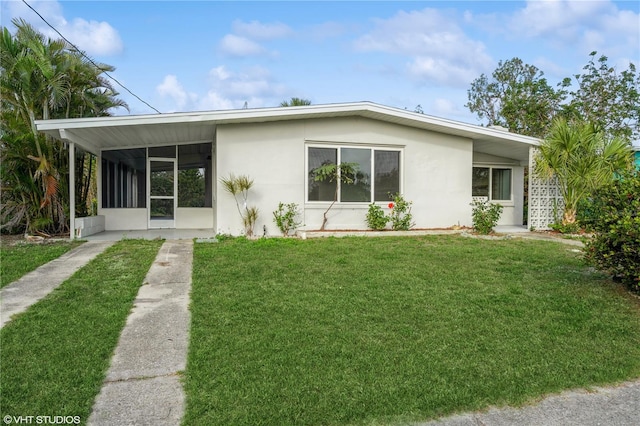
[528,147,563,230]
[75,215,105,238]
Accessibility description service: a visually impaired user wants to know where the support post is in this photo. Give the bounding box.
[69,141,76,240]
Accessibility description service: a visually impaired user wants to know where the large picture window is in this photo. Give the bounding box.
[472,167,512,201]
[307,146,401,203]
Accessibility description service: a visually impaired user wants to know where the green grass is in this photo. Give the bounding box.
[185,236,640,426]
[0,240,84,288]
[0,239,162,421]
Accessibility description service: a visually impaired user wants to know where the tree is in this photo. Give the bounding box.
[1,19,127,234]
[280,97,311,107]
[466,53,639,142]
[564,52,640,142]
[466,58,568,138]
[310,162,358,231]
[534,118,633,226]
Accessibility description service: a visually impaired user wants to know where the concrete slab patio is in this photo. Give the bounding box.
[0,240,115,328]
[88,240,193,426]
[82,229,217,241]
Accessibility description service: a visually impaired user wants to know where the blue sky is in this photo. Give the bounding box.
[3,0,639,124]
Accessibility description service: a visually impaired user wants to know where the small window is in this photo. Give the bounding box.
[472,167,512,201]
[491,168,512,201]
[472,167,489,197]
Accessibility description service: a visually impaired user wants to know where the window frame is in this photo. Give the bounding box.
[306,143,403,204]
[472,165,513,203]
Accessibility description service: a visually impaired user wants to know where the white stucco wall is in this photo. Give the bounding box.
[216,117,480,236]
[95,117,527,234]
[100,208,147,231]
[176,208,215,229]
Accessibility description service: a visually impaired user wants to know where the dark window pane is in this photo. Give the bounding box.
[491,168,511,201]
[341,148,371,202]
[101,148,146,208]
[149,145,176,158]
[374,151,400,201]
[472,167,489,197]
[308,147,337,201]
[150,199,174,220]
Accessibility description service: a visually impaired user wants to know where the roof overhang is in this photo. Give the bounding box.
[35,101,539,161]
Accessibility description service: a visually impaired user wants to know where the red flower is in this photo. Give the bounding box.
[388,202,394,209]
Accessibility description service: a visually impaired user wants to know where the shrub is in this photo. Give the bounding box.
[389,193,414,231]
[583,170,640,293]
[550,221,581,234]
[273,202,301,236]
[365,204,389,230]
[471,200,503,234]
[220,174,258,236]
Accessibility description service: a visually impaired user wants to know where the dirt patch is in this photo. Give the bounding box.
[1,233,70,247]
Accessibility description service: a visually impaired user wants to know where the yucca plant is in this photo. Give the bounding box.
[220,174,259,236]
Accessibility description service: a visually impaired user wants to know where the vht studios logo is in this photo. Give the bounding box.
[3,416,80,425]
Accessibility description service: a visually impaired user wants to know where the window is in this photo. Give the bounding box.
[178,143,212,207]
[102,148,146,208]
[491,168,511,201]
[307,146,401,203]
[472,167,512,201]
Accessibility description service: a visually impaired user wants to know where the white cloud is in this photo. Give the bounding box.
[219,19,293,57]
[3,0,123,56]
[156,75,197,111]
[232,20,292,40]
[155,66,289,112]
[354,8,492,87]
[63,18,123,56]
[353,8,493,86]
[508,0,639,56]
[219,34,265,56]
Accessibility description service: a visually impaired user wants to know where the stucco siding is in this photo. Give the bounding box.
[100,208,147,231]
[216,117,478,235]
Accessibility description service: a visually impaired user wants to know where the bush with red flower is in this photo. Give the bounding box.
[365,194,414,231]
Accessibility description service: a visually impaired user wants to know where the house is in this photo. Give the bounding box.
[35,102,544,238]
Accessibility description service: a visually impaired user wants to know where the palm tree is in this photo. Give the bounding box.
[280,97,311,107]
[534,118,632,225]
[1,19,127,234]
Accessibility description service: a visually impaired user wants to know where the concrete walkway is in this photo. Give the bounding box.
[0,240,115,328]
[419,379,640,426]
[88,240,193,426]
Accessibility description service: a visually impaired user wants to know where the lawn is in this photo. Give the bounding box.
[185,236,640,426]
[0,239,84,288]
[0,239,162,422]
